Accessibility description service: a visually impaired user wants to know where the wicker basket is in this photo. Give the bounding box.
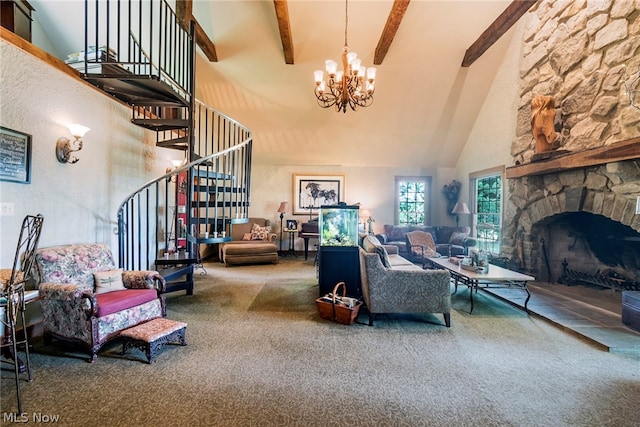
[316,282,362,325]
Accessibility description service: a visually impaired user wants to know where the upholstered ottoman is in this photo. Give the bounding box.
[222,242,279,266]
[120,318,187,363]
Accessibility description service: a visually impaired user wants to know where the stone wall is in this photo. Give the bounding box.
[502,0,640,275]
[512,0,639,164]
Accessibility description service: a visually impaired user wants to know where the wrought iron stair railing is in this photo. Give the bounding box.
[117,107,252,273]
[72,0,253,274]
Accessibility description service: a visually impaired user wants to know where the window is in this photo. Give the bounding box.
[395,176,431,225]
[471,168,503,254]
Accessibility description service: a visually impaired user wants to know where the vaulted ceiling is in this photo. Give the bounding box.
[30,0,535,168]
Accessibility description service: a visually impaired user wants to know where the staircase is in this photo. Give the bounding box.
[74,0,252,293]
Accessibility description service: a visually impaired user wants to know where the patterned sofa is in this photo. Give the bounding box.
[35,243,166,361]
[376,225,476,257]
[359,235,451,327]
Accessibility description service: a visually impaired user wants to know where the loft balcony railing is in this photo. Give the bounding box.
[74,0,192,106]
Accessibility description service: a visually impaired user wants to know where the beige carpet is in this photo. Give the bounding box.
[2,258,639,426]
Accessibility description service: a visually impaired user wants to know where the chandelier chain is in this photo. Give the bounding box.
[344,0,348,47]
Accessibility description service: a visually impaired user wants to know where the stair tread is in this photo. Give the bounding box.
[85,75,189,106]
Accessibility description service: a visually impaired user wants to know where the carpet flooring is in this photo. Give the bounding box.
[1,258,639,426]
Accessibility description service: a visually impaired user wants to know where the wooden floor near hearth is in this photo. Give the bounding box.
[480,281,640,354]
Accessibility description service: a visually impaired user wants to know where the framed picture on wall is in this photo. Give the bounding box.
[292,174,345,215]
[0,126,32,184]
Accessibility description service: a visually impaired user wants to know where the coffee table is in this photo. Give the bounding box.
[427,257,535,313]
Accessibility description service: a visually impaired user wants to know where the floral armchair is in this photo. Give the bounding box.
[35,243,166,362]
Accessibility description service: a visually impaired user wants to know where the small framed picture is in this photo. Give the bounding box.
[0,126,32,184]
[286,219,298,231]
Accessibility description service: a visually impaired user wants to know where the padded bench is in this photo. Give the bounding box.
[121,318,187,363]
[222,241,279,266]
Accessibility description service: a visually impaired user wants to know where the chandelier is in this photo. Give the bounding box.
[313,0,377,113]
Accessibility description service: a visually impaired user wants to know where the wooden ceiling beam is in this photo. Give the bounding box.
[176,0,218,62]
[461,0,537,67]
[374,0,410,65]
[273,0,295,64]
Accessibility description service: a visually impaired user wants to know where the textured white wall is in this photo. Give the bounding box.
[0,40,179,266]
[455,20,526,212]
[249,163,438,250]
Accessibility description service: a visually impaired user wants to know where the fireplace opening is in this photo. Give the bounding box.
[540,212,640,291]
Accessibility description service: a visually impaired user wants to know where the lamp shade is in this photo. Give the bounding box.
[451,202,470,215]
[277,202,290,213]
[67,124,90,138]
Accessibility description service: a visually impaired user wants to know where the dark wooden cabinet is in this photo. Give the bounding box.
[1,0,34,42]
[318,246,361,299]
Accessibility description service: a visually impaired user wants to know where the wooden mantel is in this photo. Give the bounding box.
[506,137,640,179]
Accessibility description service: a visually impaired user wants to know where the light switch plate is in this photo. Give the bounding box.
[0,202,14,216]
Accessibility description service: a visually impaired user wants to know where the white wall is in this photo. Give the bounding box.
[249,164,441,251]
[455,20,526,223]
[0,40,180,266]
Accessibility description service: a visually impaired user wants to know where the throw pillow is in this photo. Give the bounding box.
[449,231,468,246]
[388,227,406,242]
[362,235,382,253]
[94,269,126,294]
[250,223,271,241]
[374,246,392,268]
[242,233,253,241]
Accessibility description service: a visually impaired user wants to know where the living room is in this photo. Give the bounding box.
[1,0,639,424]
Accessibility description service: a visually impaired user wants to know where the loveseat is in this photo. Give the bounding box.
[35,243,166,361]
[359,235,451,327]
[219,218,279,266]
[377,225,476,257]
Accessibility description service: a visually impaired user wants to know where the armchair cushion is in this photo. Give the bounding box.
[94,269,125,294]
[95,288,159,317]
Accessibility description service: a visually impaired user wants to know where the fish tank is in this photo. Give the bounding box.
[319,203,359,246]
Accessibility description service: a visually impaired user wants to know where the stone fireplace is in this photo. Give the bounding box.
[501,1,640,291]
[503,157,640,290]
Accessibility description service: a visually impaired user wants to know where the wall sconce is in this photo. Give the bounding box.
[56,124,90,164]
[166,159,184,182]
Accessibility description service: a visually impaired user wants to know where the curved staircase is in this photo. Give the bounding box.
[74,0,252,293]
